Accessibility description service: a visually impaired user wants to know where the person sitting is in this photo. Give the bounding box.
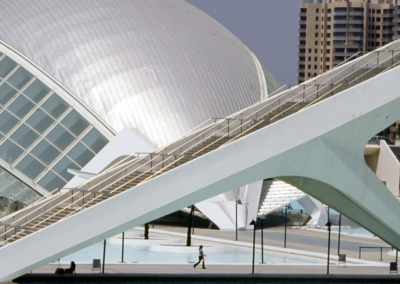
[54,261,76,274]
[64,261,76,274]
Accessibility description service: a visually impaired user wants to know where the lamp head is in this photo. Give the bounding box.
[260,214,267,220]
[236,199,242,205]
[249,219,256,226]
[325,221,332,227]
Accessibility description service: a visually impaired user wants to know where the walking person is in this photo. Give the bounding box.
[194,245,206,269]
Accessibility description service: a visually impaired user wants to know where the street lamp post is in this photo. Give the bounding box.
[260,214,267,264]
[326,221,332,275]
[120,232,125,263]
[338,213,342,255]
[250,219,256,274]
[235,199,242,241]
[284,204,292,248]
[102,239,106,274]
[192,205,195,235]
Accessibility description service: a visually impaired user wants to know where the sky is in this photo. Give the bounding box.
[186,0,303,86]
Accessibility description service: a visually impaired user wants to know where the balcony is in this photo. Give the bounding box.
[382,12,393,17]
[333,42,360,49]
[333,51,359,57]
[382,29,394,34]
[334,19,364,25]
[333,27,364,32]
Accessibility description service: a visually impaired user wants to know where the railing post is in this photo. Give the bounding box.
[227,119,230,138]
[359,247,361,259]
[381,247,383,261]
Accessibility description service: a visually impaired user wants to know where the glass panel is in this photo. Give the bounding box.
[41,94,69,119]
[15,154,46,180]
[67,142,95,167]
[23,79,50,103]
[0,82,18,106]
[0,111,19,135]
[0,139,24,164]
[0,57,18,79]
[0,167,41,218]
[7,67,33,90]
[81,128,108,153]
[25,109,54,134]
[45,125,75,152]
[60,109,89,137]
[8,95,35,119]
[31,139,61,165]
[38,171,66,192]
[53,156,80,180]
[10,124,39,149]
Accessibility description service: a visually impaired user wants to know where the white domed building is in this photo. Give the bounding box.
[0,0,281,219]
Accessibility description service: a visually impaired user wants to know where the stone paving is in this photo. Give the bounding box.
[31,225,399,276]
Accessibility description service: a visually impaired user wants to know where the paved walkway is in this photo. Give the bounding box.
[147,225,393,263]
[31,225,397,276]
[33,263,393,275]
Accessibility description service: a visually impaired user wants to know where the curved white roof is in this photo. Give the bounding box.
[0,0,280,147]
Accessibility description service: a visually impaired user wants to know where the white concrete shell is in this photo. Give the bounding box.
[0,0,280,148]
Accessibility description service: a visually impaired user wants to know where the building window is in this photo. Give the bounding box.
[315,41,318,45]
[376,26,380,30]
[327,33,331,38]
[314,57,317,62]
[316,8,319,13]
[299,72,305,77]
[316,16,319,21]
[299,65,305,69]
[326,58,330,62]
[326,66,330,70]
[315,25,319,29]
[327,49,331,54]
[314,49,318,53]
[315,32,318,37]
[321,33,323,37]
[314,73,317,77]
[300,24,307,29]
[377,9,381,14]
[300,8,307,13]
[308,73,311,77]
[300,40,306,45]
[300,16,307,21]
[327,41,331,46]
[327,17,331,21]
[300,49,306,53]
[299,57,305,61]
[308,48,312,53]
[328,9,331,13]
[308,65,311,69]
[314,65,317,70]
[376,17,381,22]
[308,56,311,61]
[327,25,331,30]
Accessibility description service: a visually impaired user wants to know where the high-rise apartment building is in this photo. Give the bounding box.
[298,0,399,83]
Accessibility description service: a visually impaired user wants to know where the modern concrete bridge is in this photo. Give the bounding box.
[0,41,400,282]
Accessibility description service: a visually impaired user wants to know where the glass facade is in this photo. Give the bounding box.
[0,54,109,193]
[262,65,281,96]
[0,167,41,218]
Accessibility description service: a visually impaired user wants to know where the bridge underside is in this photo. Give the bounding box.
[1,63,400,282]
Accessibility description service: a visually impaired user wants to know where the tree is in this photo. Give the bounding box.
[186,205,194,247]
